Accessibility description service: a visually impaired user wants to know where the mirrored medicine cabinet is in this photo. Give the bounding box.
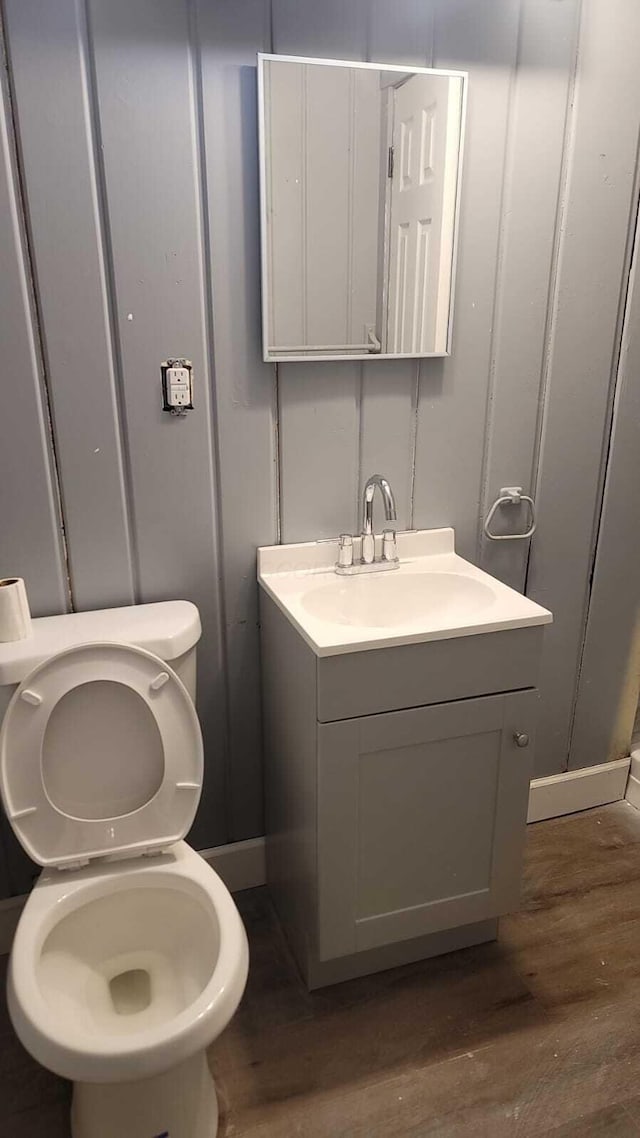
[257,53,467,363]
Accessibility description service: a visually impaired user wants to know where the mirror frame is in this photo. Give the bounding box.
[257,53,468,364]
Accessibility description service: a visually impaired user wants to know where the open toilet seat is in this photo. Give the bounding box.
[0,642,203,869]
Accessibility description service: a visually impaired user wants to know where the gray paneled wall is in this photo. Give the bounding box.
[526,0,640,774]
[0,31,68,618]
[4,0,136,615]
[0,0,638,888]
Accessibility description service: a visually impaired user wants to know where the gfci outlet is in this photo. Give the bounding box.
[161,359,194,414]
[167,368,190,406]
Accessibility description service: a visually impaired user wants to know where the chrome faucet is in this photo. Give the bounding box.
[362,474,397,562]
[335,474,400,575]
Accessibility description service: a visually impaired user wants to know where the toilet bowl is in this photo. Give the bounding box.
[10,843,248,1137]
[0,602,249,1138]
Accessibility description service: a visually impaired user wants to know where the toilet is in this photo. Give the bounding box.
[0,601,249,1138]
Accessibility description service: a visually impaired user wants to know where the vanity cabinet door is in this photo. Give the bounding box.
[317,690,536,961]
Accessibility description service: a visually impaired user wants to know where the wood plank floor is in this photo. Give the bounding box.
[212,803,640,1138]
[2,802,640,1135]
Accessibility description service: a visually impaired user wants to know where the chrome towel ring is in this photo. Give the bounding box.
[483,486,537,542]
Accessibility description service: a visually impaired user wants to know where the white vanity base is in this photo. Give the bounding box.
[71,1051,218,1138]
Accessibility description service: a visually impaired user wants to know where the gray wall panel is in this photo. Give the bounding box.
[413,0,520,560]
[366,0,434,66]
[279,364,361,541]
[526,0,640,776]
[0,56,68,616]
[88,0,228,846]
[359,361,419,533]
[272,0,368,57]
[4,0,135,612]
[569,214,640,768]
[196,0,278,840]
[479,0,580,591]
[0,39,69,897]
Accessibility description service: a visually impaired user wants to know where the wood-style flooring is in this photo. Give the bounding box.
[3,802,640,1136]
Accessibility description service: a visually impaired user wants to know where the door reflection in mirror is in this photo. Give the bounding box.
[258,55,467,362]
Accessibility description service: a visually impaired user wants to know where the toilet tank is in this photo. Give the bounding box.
[0,601,201,729]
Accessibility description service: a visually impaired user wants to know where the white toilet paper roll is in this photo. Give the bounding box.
[0,577,32,642]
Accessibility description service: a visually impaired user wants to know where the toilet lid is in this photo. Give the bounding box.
[0,642,203,869]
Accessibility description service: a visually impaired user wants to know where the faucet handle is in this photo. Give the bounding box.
[382,528,398,562]
[337,533,354,568]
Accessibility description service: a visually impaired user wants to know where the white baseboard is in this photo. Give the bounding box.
[527,758,631,823]
[625,753,640,811]
[0,836,267,957]
[200,836,266,893]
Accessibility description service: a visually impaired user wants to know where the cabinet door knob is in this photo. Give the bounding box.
[514,732,530,748]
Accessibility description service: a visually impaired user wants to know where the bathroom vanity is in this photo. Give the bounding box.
[258,529,552,988]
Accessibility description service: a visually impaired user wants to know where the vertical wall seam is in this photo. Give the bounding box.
[523,2,582,602]
[274,362,282,543]
[475,0,524,562]
[527,0,583,544]
[408,360,419,529]
[81,0,140,602]
[0,1,73,610]
[356,365,365,524]
[346,69,355,344]
[582,129,640,585]
[363,0,372,63]
[566,123,640,762]
[301,64,308,344]
[268,0,281,544]
[428,3,436,67]
[412,0,437,532]
[360,3,370,527]
[187,0,232,845]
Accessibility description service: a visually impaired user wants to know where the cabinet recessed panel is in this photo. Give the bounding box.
[357,732,500,919]
[317,691,535,961]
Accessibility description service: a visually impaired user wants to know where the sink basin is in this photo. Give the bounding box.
[257,528,552,657]
[301,571,495,629]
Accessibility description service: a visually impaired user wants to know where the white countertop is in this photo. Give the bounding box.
[257,528,552,657]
